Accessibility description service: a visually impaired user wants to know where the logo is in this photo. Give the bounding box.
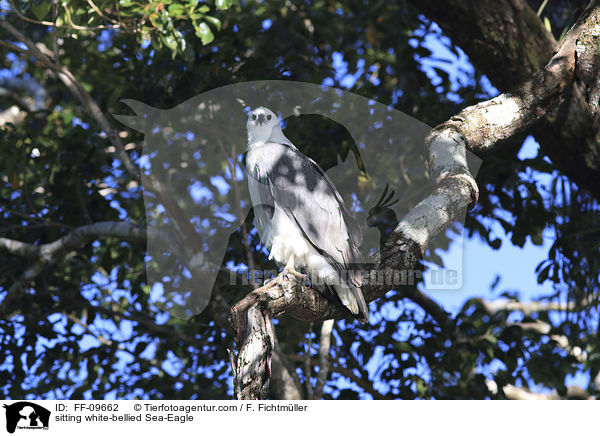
[114,80,481,319]
[3,402,50,433]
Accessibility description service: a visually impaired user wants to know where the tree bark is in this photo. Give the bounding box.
[229,0,600,399]
[410,0,600,198]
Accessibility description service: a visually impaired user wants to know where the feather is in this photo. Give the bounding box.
[246,107,368,322]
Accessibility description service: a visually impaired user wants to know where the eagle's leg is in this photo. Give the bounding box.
[283,254,307,282]
[284,254,296,272]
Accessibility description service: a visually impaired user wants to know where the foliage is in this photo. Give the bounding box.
[0,0,598,399]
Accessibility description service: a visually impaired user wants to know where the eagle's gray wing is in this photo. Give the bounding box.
[247,142,363,282]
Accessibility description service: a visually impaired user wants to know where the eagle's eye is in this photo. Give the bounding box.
[252,114,256,120]
[267,114,272,120]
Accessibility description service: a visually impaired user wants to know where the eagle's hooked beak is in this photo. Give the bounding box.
[257,113,266,125]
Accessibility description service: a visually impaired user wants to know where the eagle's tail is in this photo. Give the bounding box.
[351,284,369,324]
[306,254,369,323]
[335,282,369,324]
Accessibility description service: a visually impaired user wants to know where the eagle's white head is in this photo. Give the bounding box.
[246,106,281,147]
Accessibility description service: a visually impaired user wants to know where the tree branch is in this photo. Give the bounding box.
[313,319,334,399]
[0,76,48,127]
[495,382,592,400]
[0,221,158,315]
[269,336,304,400]
[332,363,387,400]
[475,298,588,363]
[303,323,314,400]
[230,295,275,400]
[227,1,600,400]
[0,17,140,183]
[409,0,556,92]
[411,0,600,198]
[64,311,114,347]
[0,76,47,112]
[3,4,121,31]
[475,297,584,316]
[204,282,304,400]
[227,118,472,396]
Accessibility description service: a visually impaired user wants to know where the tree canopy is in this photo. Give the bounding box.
[0,0,599,400]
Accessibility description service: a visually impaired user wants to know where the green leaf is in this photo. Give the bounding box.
[215,0,232,10]
[531,232,543,246]
[543,17,552,33]
[204,15,221,31]
[195,22,214,45]
[31,0,52,20]
[168,4,185,17]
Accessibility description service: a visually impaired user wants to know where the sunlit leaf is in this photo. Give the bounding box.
[195,21,214,44]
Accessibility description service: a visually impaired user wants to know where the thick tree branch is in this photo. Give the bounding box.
[411,0,600,198]
[205,283,304,400]
[230,299,275,400]
[269,337,304,400]
[228,86,476,398]
[228,2,600,399]
[409,0,557,91]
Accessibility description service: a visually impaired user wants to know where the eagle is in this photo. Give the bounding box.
[245,106,369,323]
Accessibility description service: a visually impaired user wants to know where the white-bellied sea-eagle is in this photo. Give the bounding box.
[245,106,369,323]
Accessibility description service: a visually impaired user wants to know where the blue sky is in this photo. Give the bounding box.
[0,11,581,399]
[325,21,585,396]
[323,21,559,315]
[412,24,557,314]
[427,137,556,315]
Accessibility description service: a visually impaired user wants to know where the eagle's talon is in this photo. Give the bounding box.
[283,268,307,283]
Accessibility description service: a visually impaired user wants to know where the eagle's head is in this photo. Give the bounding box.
[247,106,280,146]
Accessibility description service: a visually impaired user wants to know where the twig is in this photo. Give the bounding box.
[0,18,140,183]
[0,222,170,315]
[86,0,119,24]
[332,363,386,400]
[304,322,314,400]
[64,311,113,347]
[4,4,120,31]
